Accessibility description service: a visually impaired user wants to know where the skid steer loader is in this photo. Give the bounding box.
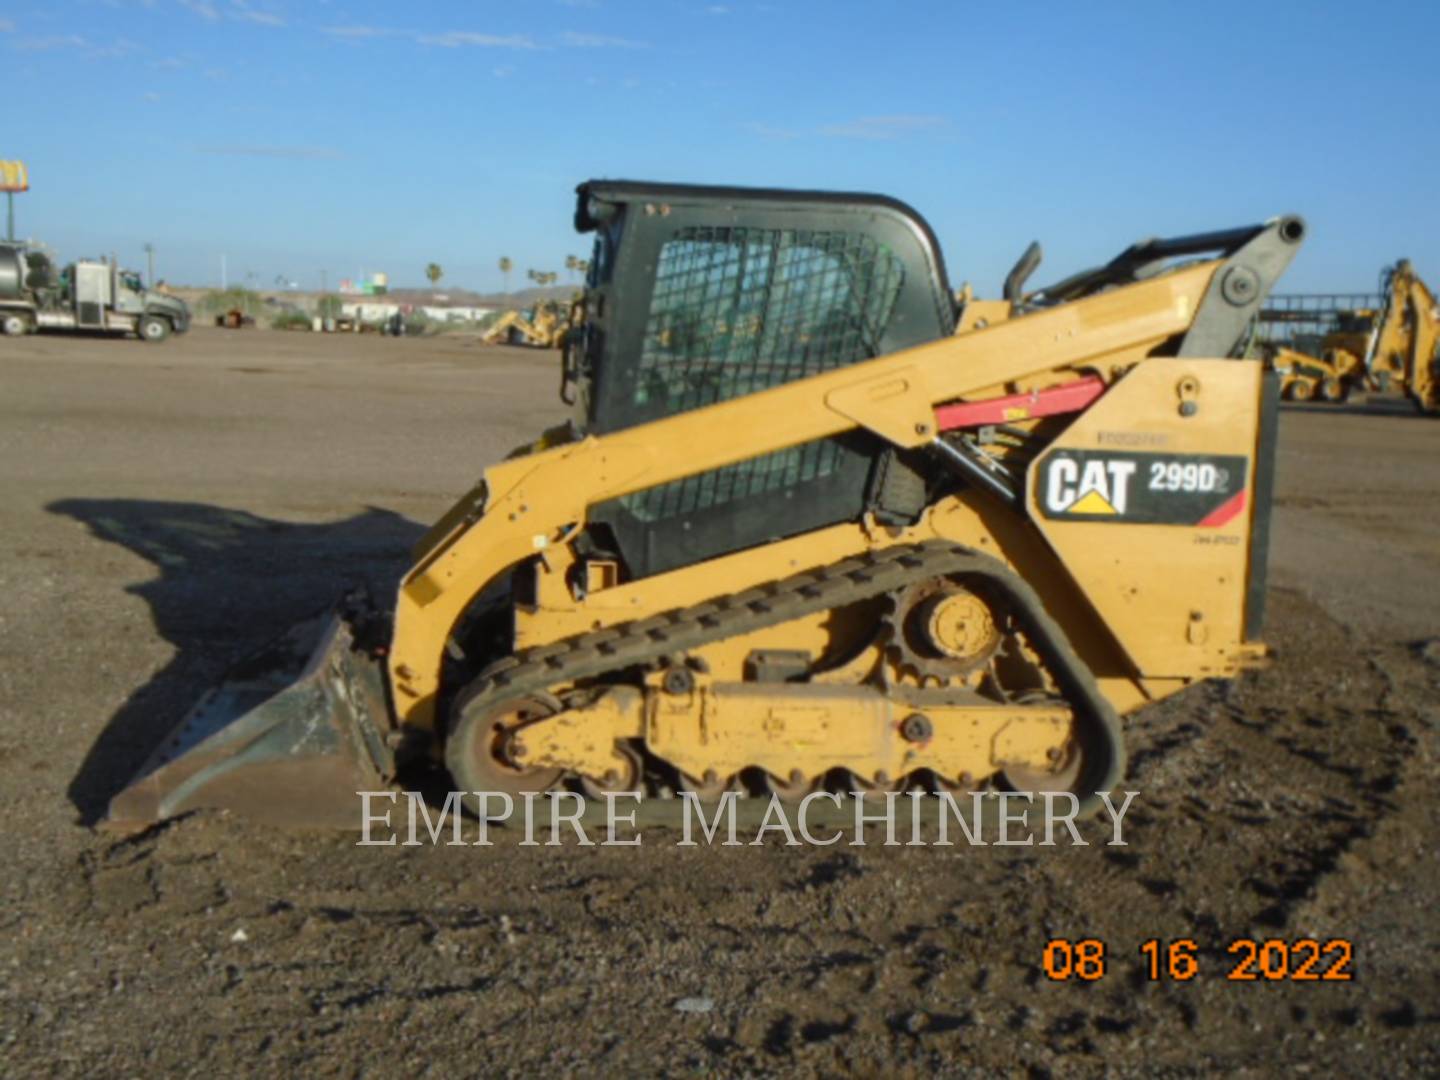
[105,181,1304,831]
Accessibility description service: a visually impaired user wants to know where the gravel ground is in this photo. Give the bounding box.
[1,327,1436,1075]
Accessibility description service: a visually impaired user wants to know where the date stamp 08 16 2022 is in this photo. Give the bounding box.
[1042,937,1355,983]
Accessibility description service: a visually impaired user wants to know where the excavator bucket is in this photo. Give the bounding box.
[104,607,394,832]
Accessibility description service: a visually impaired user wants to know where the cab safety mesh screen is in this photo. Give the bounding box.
[621,226,905,521]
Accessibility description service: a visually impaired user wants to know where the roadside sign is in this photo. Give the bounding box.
[0,161,28,193]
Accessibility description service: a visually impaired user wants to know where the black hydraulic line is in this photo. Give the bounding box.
[930,437,1019,505]
[1112,223,1268,265]
[1033,218,1302,305]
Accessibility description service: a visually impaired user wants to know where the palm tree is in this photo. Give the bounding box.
[498,256,512,298]
[565,255,578,284]
[425,263,443,290]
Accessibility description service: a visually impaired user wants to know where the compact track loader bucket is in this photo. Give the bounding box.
[105,607,394,831]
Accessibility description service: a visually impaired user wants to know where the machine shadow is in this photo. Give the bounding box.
[49,498,426,826]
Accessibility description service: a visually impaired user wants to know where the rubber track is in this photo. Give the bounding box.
[447,540,1126,810]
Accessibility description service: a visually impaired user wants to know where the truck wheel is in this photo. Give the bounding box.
[2,312,29,337]
[138,315,171,343]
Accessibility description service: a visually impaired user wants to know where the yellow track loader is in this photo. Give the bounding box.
[106,181,1305,829]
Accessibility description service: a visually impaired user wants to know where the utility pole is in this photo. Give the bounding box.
[5,192,12,242]
[143,243,155,287]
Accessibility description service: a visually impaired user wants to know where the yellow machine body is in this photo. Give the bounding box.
[386,253,1282,804]
[104,184,1303,828]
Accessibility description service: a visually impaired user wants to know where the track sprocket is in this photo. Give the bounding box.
[882,577,1003,683]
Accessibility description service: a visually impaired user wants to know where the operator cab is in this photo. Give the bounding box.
[567,179,957,577]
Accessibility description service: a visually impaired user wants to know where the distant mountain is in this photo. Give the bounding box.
[382,284,578,308]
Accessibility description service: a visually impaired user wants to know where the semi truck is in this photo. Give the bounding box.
[0,242,190,341]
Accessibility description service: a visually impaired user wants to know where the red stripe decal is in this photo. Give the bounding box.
[1198,489,1246,528]
[936,375,1106,430]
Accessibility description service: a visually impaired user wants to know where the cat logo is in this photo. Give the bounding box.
[1045,457,1135,516]
[1036,449,1250,526]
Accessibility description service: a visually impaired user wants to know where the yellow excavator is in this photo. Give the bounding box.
[482,298,573,348]
[105,181,1305,829]
[1260,260,1439,412]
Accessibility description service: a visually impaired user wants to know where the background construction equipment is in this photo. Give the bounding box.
[482,298,574,348]
[1258,260,1438,412]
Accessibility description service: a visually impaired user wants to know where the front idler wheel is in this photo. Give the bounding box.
[446,691,565,799]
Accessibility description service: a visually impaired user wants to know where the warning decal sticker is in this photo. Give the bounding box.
[1036,450,1250,526]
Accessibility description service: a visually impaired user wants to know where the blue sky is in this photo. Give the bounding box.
[5,0,1438,294]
